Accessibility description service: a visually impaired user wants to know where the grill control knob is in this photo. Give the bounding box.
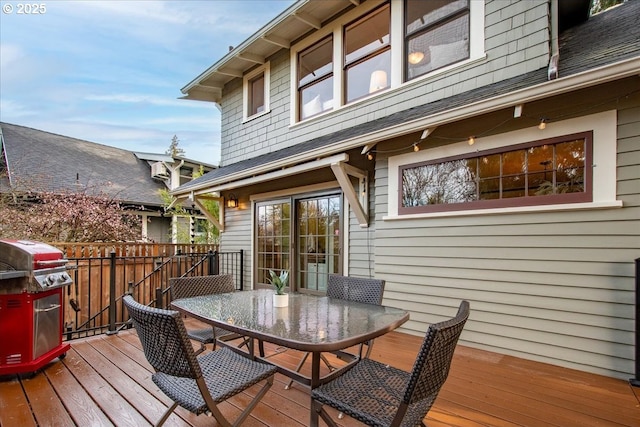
[46,275,56,286]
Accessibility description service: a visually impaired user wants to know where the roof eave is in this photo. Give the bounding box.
[180,0,311,97]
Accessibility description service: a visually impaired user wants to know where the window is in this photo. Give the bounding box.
[249,74,265,116]
[399,132,593,214]
[298,36,333,120]
[344,4,391,102]
[243,62,270,121]
[405,0,470,80]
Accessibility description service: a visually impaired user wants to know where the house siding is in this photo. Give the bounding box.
[372,103,640,379]
[219,0,550,166]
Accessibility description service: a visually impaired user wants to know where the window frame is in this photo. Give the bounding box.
[297,35,334,121]
[343,3,391,103]
[398,132,593,215]
[404,0,471,81]
[243,62,270,122]
[386,111,619,219]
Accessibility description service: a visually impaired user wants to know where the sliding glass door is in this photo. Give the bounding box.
[296,194,341,292]
[255,192,342,293]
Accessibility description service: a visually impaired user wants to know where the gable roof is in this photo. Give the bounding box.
[0,122,167,207]
[174,0,640,196]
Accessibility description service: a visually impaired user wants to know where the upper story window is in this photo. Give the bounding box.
[291,0,483,124]
[399,132,592,214]
[243,62,270,121]
[298,36,333,120]
[405,0,470,80]
[344,4,391,103]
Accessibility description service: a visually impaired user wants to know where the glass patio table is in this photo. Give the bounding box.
[170,289,409,390]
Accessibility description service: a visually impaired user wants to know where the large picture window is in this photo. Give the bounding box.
[298,36,333,120]
[405,0,470,80]
[344,4,390,102]
[399,132,593,214]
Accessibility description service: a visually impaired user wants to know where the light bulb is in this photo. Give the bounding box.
[367,152,374,160]
[468,136,475,146]
[413,144,420,152]
[538,119,547,130]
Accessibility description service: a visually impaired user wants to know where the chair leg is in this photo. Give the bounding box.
[312,399,339,427]
[232,376,274,426]
[155,401,179,427]
[193,341,206,356]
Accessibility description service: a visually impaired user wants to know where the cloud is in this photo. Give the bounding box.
[85,93,199,108]
[0,0,295,167]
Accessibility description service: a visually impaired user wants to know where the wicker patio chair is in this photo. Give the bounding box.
[311,300,470,427]
[169,274,241,353]
[123,295,276,427]
[285,274,385,390]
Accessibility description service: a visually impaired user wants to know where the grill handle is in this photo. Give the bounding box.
[35,304,61,313]
[35,259,68,267]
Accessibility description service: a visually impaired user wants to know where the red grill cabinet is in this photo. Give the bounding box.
[0,288,70,375]
[0,240,72,376]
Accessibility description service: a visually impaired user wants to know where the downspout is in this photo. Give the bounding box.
[548,0,560,80]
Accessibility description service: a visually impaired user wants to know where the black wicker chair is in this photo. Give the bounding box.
[169,274,241,353]
[285,274,385,390]
[123,295,277,427]
[311,300,470,427]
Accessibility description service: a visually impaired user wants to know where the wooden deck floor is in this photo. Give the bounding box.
[1,321,639,426]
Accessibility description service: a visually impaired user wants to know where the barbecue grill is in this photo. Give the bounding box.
[0,239,73,375]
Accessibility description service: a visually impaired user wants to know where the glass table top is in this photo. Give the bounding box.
[171,289,409,352]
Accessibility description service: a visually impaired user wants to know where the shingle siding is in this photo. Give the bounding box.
[219,0,551,166]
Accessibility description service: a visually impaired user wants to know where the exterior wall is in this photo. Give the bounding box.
[347,179,377,278]
[219,206,253,289]
[372,102,640,380]
[219,0,550,166]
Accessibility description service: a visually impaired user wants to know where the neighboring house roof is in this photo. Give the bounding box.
[174,0,640,196]
[0,122,167,207]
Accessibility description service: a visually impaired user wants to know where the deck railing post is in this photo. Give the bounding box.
[208,250,219,275]
[106,251,117,335]
[239,249,244,291]
[631,257,640,387]
[155,287,163,309]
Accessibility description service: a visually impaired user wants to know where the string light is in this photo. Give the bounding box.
[538,118,547,130]
[361,87,640,160]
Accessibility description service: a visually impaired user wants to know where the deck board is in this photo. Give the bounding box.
[1,324,639,427]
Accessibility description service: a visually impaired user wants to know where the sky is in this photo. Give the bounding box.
[0,0,296,166]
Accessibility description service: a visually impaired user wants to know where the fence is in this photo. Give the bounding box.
[55,243,244,340]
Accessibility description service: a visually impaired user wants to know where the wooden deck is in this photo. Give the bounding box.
[1,320,639,426]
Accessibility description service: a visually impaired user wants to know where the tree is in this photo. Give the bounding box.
[158,165,219,244]
[0,189,142,242]
[591,0,624,14]
[166,135,186,157]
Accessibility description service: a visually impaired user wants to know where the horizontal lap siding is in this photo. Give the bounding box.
[373,107,640,379]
